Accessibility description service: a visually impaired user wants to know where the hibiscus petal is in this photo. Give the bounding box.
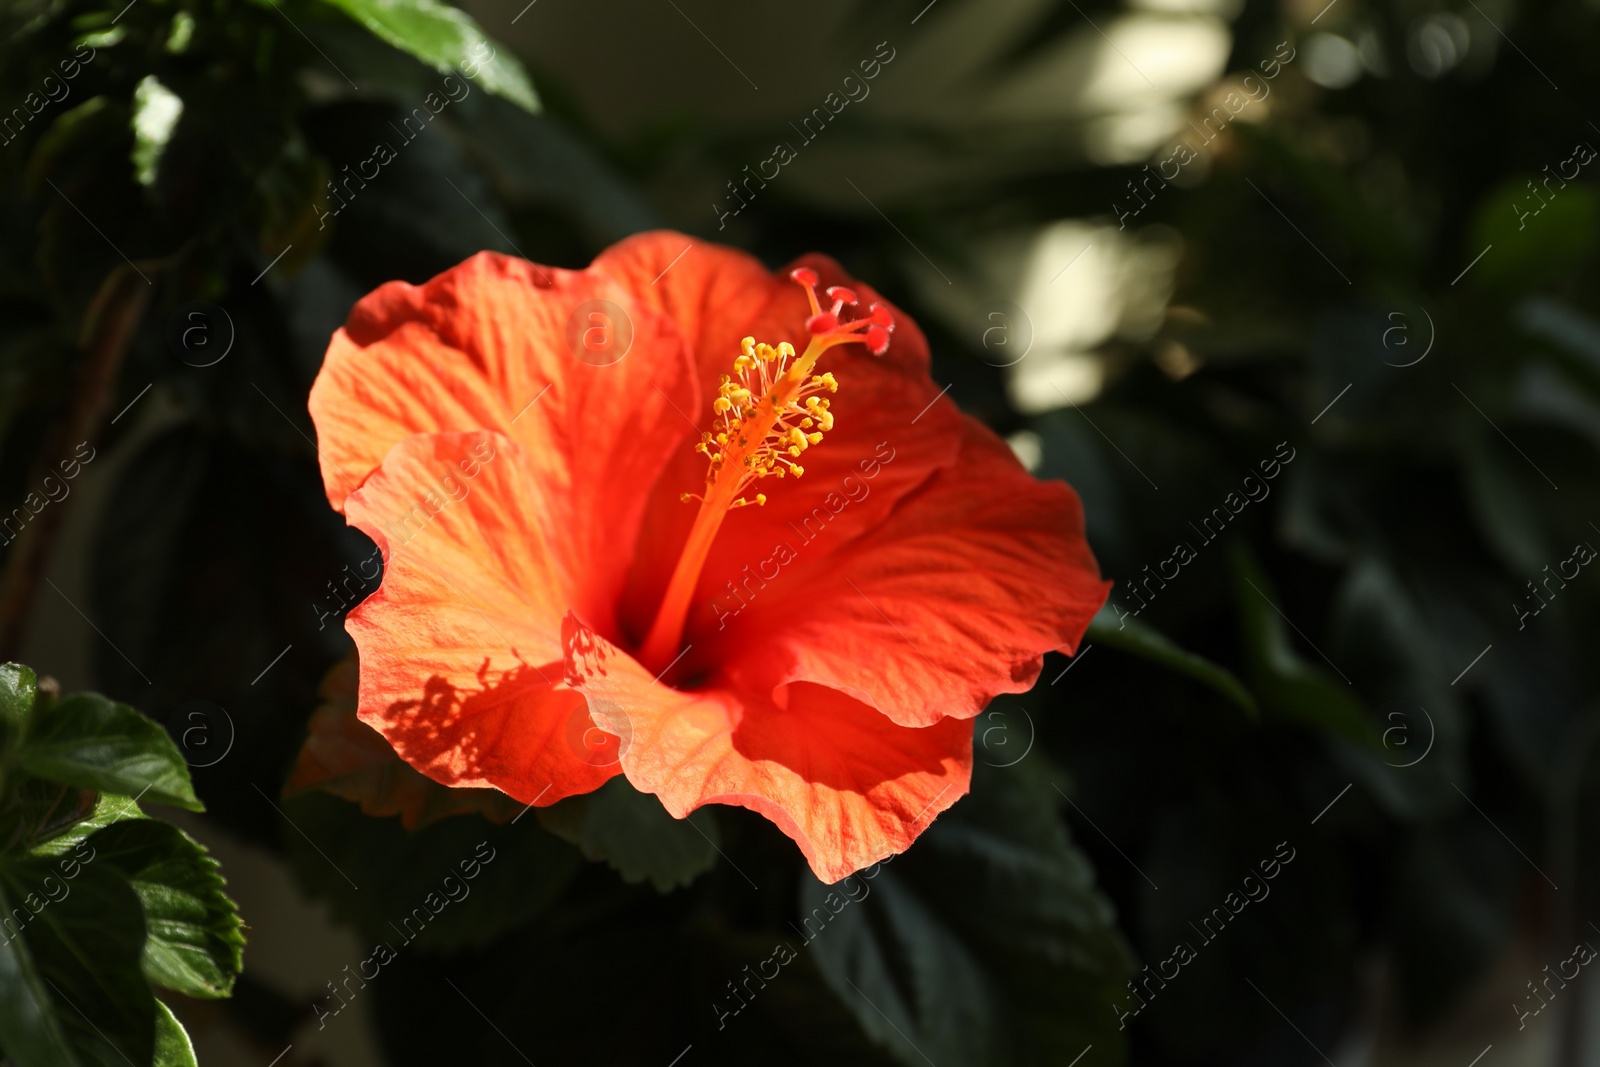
[591,231,796,375]
[562,613,972,884]
[711,417,1111,728]
[309,249,700,619]
[343,430,620,805]
[285,652,523,828]
[590,233,963,644]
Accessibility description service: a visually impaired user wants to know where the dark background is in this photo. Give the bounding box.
[3,0,1599,1064]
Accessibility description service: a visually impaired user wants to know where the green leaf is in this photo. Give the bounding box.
[0,779,97,856]
[0,662,35,740]
[87,820,244,999]
[0,851,154,1067]
[309,0,538,112]
[1459,429,1546,574]
[538,776,718,892]
[153,1000,198,1067]
[1086,607,1257,716]
[1325,559,1466,823]
[282,792,579,952]
[1520,296,1600,373]
[804,761,1134,1066]
[1231,548,1374,744]
[14,694,202,812]
[1467,175,1599,293]
[30,793,146,859]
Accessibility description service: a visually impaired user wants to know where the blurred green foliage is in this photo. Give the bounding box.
[3,0,1600,1064]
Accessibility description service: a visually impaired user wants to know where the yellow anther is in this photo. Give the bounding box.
[691,334,837,504]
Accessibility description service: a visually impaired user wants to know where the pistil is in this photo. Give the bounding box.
[636,269,893,673]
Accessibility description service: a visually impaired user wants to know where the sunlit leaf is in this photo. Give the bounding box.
[88,820,245,999]
[309,0,538,112]
[14,694,202,812]
[0,662,36,744]
[152,1000,198,1067]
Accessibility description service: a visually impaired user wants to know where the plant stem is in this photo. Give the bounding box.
[0,263,152,659]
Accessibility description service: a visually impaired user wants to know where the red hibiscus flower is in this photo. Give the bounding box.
[307,232,1108,882]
